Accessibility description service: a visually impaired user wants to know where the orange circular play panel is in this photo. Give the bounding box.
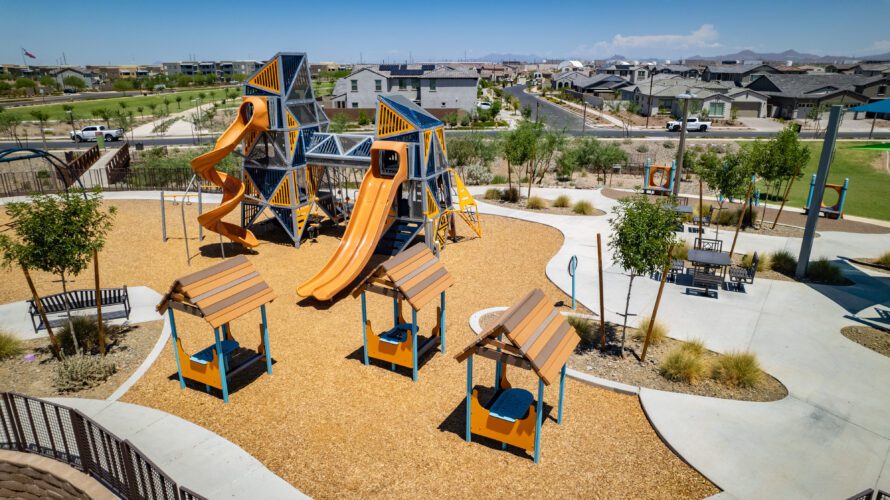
[648,166,672,189]
[821,184,843,211]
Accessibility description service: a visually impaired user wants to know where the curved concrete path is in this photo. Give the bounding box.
[48,398,307,499]
[469,185,890,498]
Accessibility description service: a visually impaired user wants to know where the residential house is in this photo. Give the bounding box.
[551,72,630,97]
[701,63,778,86]
[621,76,767,119]
[477,64,516,84]
[50,67,97,89]
[745,73,889,118]
[330,64,479,112]
[557,60,583,72]
[652,64,700,79]
[597,62,651,83]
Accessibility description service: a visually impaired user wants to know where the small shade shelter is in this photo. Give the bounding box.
[352,243,453,382]
[157,255,276,403]
[850,98,890,114]
[455,288,579,463]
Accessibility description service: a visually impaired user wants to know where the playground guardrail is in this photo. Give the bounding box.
[0,392,206,500]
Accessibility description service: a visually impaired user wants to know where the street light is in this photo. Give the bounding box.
[673,89,696,196]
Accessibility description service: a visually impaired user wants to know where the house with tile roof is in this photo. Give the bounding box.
[330,64,479,112]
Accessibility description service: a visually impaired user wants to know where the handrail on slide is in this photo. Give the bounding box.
[297,141,409,301]
[190,96,269,248]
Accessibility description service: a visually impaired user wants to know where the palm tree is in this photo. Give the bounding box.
[163,97,171,115]
[175,95,182,109]
[136,106,144,118]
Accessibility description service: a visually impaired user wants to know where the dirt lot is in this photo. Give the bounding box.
[0,200,717,499]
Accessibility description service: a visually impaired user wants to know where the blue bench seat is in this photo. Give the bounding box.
[190,340,239,365]
[489,388,534,422]
[379,324,414,345]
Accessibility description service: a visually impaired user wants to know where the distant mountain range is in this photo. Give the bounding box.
[477,49,890,64]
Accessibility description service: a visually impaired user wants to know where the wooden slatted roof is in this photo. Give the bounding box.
[455,289,579,385]
[352,244,454,310]
[157,255,276,328]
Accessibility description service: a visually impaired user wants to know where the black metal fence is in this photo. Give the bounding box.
[0,392,205,500]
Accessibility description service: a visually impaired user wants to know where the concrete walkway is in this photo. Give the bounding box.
[468,185,890,498]
[48,398,307,499]
[0,286,164,341]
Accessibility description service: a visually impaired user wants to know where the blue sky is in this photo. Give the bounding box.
[4,0,890,65]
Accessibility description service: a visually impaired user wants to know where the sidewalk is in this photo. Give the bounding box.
[47,398,307,499]
[468,185,890,498]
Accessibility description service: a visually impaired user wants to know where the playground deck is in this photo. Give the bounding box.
[0,200,716,499]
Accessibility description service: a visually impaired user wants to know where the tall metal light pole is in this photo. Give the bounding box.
[673,90,695,196]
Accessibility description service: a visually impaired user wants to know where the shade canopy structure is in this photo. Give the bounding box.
[456,288,579,385]
[353,243,453,382]
[157,255,276,328]
[849,143,890,151]
[850,98,890,114]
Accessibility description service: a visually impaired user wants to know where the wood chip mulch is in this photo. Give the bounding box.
[842,326,890,358]
[0,201,717,499]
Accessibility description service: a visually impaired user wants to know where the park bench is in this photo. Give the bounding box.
[729,252,760,291]
[27,286,131,333]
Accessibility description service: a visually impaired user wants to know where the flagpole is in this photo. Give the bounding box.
[21,47,28,68]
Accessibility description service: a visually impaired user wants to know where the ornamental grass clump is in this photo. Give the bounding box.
[573,200,595,215]
[712,351,763,388]
[633,316,667,344]
[770,250,798,275]
[53,354,116,393]
[553,195,572,208]
[526,196,547,209]
[0,331,24,360]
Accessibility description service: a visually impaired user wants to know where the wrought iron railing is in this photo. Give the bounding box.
[0,392,205,500]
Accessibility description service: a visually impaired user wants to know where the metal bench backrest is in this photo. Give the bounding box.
[749,252,759,278]
[695,237,722,252]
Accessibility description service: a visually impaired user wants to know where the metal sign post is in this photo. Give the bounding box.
[568,255,578,310]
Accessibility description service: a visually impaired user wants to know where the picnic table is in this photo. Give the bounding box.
[687,249,732,269]
[686,249,732,298]
[670,205,694,214]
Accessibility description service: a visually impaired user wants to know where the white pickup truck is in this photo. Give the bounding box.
[70,125,125,142]
[666,116,711,132]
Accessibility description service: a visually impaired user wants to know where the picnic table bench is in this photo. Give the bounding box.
[27,286,131,333]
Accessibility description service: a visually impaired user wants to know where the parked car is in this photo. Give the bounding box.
[476,101,492,110]
[667,116,711,132]
[70,125,125,142]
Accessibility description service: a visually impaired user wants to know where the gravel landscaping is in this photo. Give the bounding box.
[842,325,890,358]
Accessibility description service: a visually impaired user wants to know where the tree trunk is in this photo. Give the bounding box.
[22,266,63,361]
[771,175,797,229]
[620,275,635,358]
[507,160,513,191]
[93,249,106,356]
[59,273,80,354]
[527,163,533,199]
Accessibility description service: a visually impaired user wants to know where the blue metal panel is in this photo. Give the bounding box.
[361,292,369,365]
[270,206,295,238]
[439,292,446,353]
[292,132,306,166]
[465,355,473,442]
[244,166,287,200]
[411,308,418,382]
[261,304,273,375]
[558,364,566,424]
[281,54,304,95]
[534,379,544,463]
[244,85,277,97]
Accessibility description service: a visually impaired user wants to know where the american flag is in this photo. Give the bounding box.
[23,48,36,59]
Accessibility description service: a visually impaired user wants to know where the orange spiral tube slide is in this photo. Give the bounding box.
[190,96,269,248]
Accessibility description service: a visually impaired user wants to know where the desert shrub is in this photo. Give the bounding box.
[806,258,844,284]
[636,144,649,153]
[0,331,24,360]
[57,316,126,355]
[572,200,595,215]
[742,252,770,271]
[567,315,598,346]
[715,206,754,226]
[463,164,493,185]
[633,316,667,344]
[712,351,763,388]
[877,251,890,267]
[490,175,508,185]
[526,196,547,209]
[672,241,689,260]
[662,141,675,149]
[660,344,706,383]
[770,250,798,275]
[53,354,116,393]
[484,188,502,200]
[553,195,571,208]
[501,187,520,203]
[681,338,706,356]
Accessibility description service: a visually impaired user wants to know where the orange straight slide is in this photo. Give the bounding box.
[297,141,408,301]
[190,96,269,248]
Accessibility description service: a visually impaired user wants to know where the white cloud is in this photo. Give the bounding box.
[573,24,721,58]
[871,40,890,52]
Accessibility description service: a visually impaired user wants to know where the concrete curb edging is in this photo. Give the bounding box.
[467,307,640,396]
[107,317,170,402]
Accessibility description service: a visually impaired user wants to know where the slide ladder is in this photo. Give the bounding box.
[447,168,482,238]
[190,96,269,248]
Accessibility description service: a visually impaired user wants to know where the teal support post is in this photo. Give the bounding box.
[361,291,369,365]
[167,309,185,389]
[411,308,418,382]
[644,158,650,190]
[533,378,545,463]
[557,364,567,425]
[805,173,817,211]
[837,178,849,215]
[214,327,229,403]
[392,295,398,327]
[494,334,502,388]
[260,304,272,375]
[568,255,578,310]
[221,323,231,373]
[439,292,446,353]
[465,355,473,442]
[669,159,676,193]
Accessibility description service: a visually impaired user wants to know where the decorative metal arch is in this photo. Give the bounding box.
[0,147,86,192]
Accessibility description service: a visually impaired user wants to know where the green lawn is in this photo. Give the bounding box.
[782,142,889,221]
[312,81,336,97]
[3,88,240,121]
